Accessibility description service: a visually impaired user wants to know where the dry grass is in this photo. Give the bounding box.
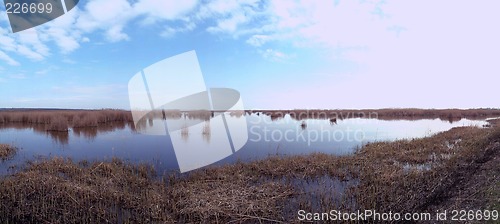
[0,117,498,223]
[350,126,499,213]
[487,118,500,127]
[0,158,172,223]
[0,109,133,132]
[0,157,293,223]
[0,144,17,161]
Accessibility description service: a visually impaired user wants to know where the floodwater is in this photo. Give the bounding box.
[0,113,489,174]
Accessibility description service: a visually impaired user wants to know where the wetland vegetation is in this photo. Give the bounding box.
[0,108,498,223]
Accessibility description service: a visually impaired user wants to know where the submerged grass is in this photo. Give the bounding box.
[0,120,498,223]
[0,144,17,161]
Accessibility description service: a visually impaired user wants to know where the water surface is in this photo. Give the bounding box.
[0,113,488,174]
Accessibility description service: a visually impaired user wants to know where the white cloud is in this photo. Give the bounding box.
[106,25,130,42]
[17,29,50,57]
[0,0,200,63]
[0,28,17,51]
[0,50,20,66]
[49,28,81,53]
[0,27,49,63]
[16,45,45,61]
[43,7,83,54]
[246,34,273,46]
[160,22,196,38]
[208,12,248,33]
[76,0,136,42]
[249,0,500,108]
[261,48,291,62]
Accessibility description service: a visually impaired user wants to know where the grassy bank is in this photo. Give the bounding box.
[0,121,498,223]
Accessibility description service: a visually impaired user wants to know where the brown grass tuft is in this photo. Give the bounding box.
[0,144,17,161]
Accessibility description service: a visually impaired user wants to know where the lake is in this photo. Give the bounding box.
[0,113,488,174]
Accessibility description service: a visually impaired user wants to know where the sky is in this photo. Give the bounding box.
[0,0,499,110]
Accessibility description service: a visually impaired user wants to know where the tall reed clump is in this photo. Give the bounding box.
[0,144,17,161]
[0,109,133,131]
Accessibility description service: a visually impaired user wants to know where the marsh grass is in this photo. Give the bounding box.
[0,118,498,223]
[0,144,17,161]
[0,109,133,132]
[0,158,293,223]
[0,158,172,223]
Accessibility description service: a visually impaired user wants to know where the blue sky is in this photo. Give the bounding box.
[0,0,499,109]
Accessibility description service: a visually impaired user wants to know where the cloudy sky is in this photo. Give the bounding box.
[0,0,499,109]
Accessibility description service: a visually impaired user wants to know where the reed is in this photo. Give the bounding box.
[0,109,133,132]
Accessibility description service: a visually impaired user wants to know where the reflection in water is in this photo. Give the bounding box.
[229,111,245,118]
[202,121,211,143]
[73,122,129,140]
[330,118,337,125]
[136,109,215,121]
[0,122,132,144]
[45,131,69,145]
[300,121,307,130]
[1,123,70,145]
[0,113,492,175]
[177,122,212,143]
[181,126,189,141]
[183,110,213,121]
[135,110,216,133]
